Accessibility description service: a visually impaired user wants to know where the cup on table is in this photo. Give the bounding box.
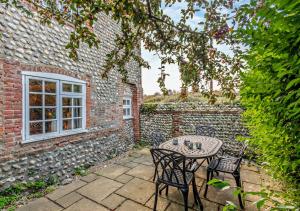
[195,142,202,150]
[172,139,178,145]
[188,142,194,150]
[184,140,190,146]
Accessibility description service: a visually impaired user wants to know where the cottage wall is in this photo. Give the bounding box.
[0,5,142,187]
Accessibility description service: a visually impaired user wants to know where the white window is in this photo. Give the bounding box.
[22,72,86,143]
[123,97,132,119]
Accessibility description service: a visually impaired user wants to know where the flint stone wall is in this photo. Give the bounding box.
[141,103,247,151]
[0,4,141,189]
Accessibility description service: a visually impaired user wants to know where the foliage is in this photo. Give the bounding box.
[144,92,240,105]
[74,166,89,176]
[238,0,300,205]
[0,179,55,210]
[208,179,298,211]
[140,103,158,115]
[133,140,150,150]
[1,0,244,99]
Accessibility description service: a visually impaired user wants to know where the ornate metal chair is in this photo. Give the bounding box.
[195,125,217,164]
[204,143,248,209]
[150,131,165,148]
[195,125,216,137]
[150,148,203,211]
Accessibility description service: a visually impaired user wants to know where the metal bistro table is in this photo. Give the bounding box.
[159,135,223,160]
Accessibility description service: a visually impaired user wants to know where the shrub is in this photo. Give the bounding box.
[239,0,300,205]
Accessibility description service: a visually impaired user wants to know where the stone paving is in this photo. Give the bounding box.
[16,148,275,211]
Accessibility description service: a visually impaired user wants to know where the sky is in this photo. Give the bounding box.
[141,0,247,95]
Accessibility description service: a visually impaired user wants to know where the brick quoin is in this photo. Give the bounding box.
[0,58,141,162]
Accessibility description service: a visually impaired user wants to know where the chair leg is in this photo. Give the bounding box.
[159,184,167,195]
[204,170,210,198]
[181,189,189,211]
[165,185,169,196]
[153,183,159,211]
[192,177,203,210]
[153,171,156,182]
[234,174,244,209]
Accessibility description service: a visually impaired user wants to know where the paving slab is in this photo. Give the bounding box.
[195,177,205,188]
[243,182,262,202]
[126,164,155,180]
[64,198,108,211]
[166,203,194,211]
[241,170,261,184]
[47,180,87,201]
[132,156,153,166]
[79,173,99,183]
[241,164,260,172]
[95,165,130,179]
[55,192,83,208]
[100,193,126,210]
[77,176,123,203]
[195,167,207,179]
[116,177,155,204]
[160,186,196,207]
[145,195,170,211]
[121,161,139,168]
[117,200,152,211]
[200,184,240,206]
[16,198,62,211]
[200,198,219,211]
[115,173,134,184]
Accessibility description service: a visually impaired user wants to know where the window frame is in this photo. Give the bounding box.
[22,72,87,143]
[123,96,132,120]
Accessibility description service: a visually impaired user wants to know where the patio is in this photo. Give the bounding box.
[16,148,274,211]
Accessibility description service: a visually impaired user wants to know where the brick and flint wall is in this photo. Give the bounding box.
[140,103,247,151]
[0,5,142,187]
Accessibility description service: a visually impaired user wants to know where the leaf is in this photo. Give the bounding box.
[254,198,267,209]
[286,78,300,90]
[207,179,231,190]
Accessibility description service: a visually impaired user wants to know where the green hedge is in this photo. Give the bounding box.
[239,0,300,205]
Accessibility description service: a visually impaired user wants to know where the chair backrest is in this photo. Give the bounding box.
[150,148,188,186]
[234,143,248,172]
[195,125,216,137]
[227,132,249,156]
[150,131,165,147]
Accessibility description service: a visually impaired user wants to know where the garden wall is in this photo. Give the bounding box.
[140,103,247,150]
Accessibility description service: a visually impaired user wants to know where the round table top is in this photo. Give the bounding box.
[159,135,223,159]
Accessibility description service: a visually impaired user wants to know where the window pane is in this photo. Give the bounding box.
[30,122,43,135]
[45,81,56,93]
[73,118,82,129]
[63,97,72,106]
[73,107,82,117]
[123,100,126,105]
[73,84,82,93]
[63,108,72,118]
[123,108,126,116]
[45,95,56,106]
[29,94,42,106]
[45,121,57,133]
[30,108,43,120]
[29,79,42,92]
[45,108,56,119]
[127,108,131,116]
[63,83,72,92]
[127,100,131,105]
[63,119,72,130]
[73,98,82,106]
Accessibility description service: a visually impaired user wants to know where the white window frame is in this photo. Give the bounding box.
[22,71,87,143]
[123,96,132,120]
